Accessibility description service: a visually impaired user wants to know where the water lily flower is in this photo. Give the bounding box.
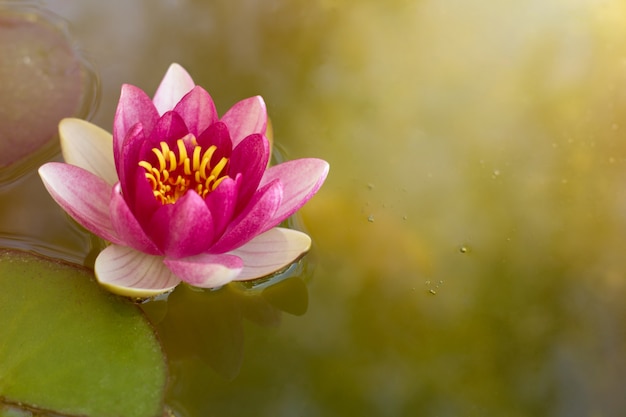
[39,63,328,297]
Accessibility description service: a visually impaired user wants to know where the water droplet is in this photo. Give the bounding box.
[459,246,469,253]
[367,183,375,190]
[429,289,437,295]
[367,214,375,222]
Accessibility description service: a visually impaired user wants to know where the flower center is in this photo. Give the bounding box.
[138,136,229,204]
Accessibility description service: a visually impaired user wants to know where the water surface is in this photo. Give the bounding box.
[10,0,626,415]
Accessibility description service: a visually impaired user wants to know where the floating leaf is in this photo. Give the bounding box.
[0,249,167,417]
[0,5,96,181]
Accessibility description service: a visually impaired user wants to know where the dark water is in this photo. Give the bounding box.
[4,0,626,415]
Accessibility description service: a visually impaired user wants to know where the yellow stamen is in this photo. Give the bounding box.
[151,148,166,171]
[159,141,170,156]
[138,136,230,205]
[168,151,176,172]
[212,176,227,190]
[199,146,216,180]
[177,139,188,162]
[138,161,153,171]
[145,173,157,189]
[209,157,228,180]
[192,146,201,171]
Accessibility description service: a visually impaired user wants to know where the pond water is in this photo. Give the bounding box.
[3,0,626,415]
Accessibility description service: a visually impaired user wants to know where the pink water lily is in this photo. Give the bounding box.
[39,63,328,297]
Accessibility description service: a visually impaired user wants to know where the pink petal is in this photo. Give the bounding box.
[164,253,243,288]
[209,179,282,254]
[117,112,188,214]
[109,184,162,255]
[116,123,145,199]
[95,244,180,297]
[113,85,159,162]
[126,166,161,224]
[147,110,190,144]
[204,176,240,241]
[196,121,232,161]
[228,133,270,213]
[152,63,195,115]
[258,158,329,233]
[173,86,218,136]
[220,96,267,147]
[147,191,215,258]
[58,118,117,185]
[231,227,311,281]
[39,163,121,244]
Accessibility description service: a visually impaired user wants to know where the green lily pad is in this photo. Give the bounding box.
[0,250,167,417]
[0,5,96,181]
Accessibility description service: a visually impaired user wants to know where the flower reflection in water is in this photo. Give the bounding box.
[141,259,309,414]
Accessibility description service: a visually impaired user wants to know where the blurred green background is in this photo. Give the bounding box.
[5,0,626,415]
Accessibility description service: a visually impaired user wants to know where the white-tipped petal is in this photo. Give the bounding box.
[39,162,121,244]
[230,227,311,281]
[59,118,118,185]
[220,95,267,147]
[164,254,243,289]
[95,245,180,297]
[152,63,195,115]
[258,158,329,233]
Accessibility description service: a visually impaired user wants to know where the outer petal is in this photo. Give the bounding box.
[38,163,121,244]
[152,63,195,115]
[209,179,282,254]
[164,253,243,288]
[59,118,117,185]
[147,191,215,258]
[113,84,159,165]
[231,227,311,280]
[109,183,162,255]
[95,244,180,297]
[220,96,267,147]
[258,158,329,233]
[173,86,218,136]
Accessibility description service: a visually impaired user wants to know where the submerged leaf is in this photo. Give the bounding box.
[0,250,167,417]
